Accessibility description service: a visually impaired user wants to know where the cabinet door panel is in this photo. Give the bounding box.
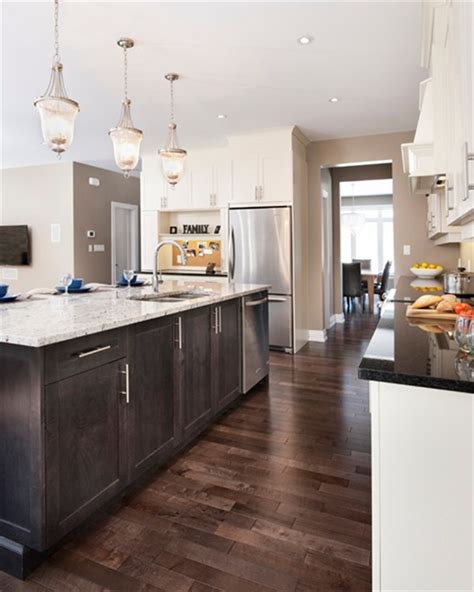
[212,299,241,412]
[128,318,178,480]
[261,154,292,203]
[45,360,126,546]
[231,154,259,203]
[190,162,214,208]
[181,307,213,439]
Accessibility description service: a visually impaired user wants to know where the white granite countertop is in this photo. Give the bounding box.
[0,281,269,347]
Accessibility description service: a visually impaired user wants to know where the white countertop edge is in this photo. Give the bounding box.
[0,284,270,348]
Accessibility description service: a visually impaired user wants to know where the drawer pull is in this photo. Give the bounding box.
[245,297,268,307]
[119,363,130,404]
[76,344,112,359]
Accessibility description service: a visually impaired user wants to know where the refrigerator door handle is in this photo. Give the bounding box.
[229,226,236,281]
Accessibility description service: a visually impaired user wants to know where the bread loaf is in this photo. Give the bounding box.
[412,295,442,309]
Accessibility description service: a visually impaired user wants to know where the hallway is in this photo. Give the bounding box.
[0,315,379,592]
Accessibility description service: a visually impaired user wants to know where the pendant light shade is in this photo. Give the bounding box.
[160,74,187,188]
[109,38,143,177]
[34,0,79,156]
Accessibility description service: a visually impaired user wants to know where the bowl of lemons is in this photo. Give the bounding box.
[410,262,444,278]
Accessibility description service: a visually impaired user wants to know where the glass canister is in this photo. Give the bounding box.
[454,312,474,354]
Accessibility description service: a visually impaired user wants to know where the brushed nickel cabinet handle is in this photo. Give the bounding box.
[218,306,222,334]
[245,297,268,307]
[119,363,130,404]
[212,307,219,334]
[175,317,183,349]
[76,344,112,359]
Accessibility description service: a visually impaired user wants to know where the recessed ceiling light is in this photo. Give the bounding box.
[217,114,227,119]
[328,97,340,103]
[297,36,313,45]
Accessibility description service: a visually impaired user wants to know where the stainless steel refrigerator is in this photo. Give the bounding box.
[229,206,293,352]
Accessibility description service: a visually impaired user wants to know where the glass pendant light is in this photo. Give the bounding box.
[34,0,79,156]
[160,73,187,188]
[109,38,143,177]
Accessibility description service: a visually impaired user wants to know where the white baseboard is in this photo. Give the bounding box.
[308,329,327,342]
[327,313,345,328]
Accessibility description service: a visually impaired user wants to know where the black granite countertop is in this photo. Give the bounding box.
[358,299,474,394]
[389,275,474,304]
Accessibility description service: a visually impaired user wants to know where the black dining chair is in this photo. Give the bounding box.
[375,261,392,307]
[343,262,364,312]
[352,258,371,271]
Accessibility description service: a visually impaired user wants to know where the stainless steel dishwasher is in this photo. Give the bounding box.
[241,291,270,393]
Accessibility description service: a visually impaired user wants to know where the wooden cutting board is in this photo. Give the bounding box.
[406,304,458,321]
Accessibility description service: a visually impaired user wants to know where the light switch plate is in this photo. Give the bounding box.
[1,268,18,280]
[50,224,61,243]
[93,244,105,252]
[89,177,100,187]
[403,244,411,256]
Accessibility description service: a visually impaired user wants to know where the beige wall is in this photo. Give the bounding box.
[308,131,460,331]
[73,163,140,284]
[0,163,74,292]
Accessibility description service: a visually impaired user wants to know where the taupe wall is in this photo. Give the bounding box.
[73,163,140,284]
[0,163,74,292]
[308,131,460,331]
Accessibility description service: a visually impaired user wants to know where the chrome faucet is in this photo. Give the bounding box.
[152,239,187,292]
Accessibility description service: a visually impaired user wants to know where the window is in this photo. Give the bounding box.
[341,202,394,273]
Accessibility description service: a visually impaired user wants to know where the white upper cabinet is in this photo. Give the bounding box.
[230,152,260,203]
[188,148,231,209]
[140,154,161,211]
[162,172,192,210]
[229,129,293,204]
[428,0,473,226]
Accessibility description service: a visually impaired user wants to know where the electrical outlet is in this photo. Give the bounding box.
[93,244,105,252]
[403,245,411,256]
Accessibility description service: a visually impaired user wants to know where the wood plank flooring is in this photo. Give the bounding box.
[0,313,378,592]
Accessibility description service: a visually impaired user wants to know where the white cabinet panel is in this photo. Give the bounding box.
[230,153,260,203]
[261,154,292,202]
[162,174,191,210]
[190,163,214,208]
[140,211,158,271]
[371,381,473,591]
[140,155,161,211]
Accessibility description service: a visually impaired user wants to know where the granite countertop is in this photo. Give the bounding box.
[139,268,228,278]
[359,300,474,393]
[0,281,268,348]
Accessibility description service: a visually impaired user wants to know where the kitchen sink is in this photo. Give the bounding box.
[129,290,215,303]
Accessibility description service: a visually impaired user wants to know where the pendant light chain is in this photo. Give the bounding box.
[169,77,175,124]
[123,45,128,102]
[53,0,60,63]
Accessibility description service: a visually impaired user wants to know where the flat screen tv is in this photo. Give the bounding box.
[0,225,31,265]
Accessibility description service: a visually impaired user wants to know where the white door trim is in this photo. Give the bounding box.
[111,201,139,283]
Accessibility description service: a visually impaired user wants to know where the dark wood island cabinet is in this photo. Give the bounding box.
[0,294,259,579]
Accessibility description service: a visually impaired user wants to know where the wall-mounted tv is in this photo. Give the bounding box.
[0,225,31,265]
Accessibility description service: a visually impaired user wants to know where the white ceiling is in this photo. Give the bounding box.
[1,1,425,170]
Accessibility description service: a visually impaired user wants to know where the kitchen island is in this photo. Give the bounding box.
[0,281,269,579]
[359,296,473,591]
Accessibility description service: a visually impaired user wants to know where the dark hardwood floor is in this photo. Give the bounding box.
[0,313,378,592]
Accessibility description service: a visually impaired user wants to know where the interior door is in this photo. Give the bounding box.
[111,202,139,283]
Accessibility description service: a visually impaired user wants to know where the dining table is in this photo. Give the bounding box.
[361,269,378,313]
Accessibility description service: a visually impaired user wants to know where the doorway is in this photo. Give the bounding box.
[111,202,139,283]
